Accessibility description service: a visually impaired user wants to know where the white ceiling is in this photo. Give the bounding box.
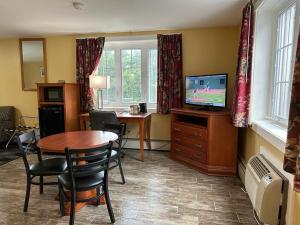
[0,0,246,38]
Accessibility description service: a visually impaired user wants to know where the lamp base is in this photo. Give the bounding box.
[96,89,104,110]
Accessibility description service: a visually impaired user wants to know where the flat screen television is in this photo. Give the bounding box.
[185,73,228,109]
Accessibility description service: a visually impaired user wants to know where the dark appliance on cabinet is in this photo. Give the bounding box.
[43,87,64,102]
[39,106,64,138]
[139,103,147,113]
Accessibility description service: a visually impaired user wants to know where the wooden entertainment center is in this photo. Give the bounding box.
[170,108,237,176]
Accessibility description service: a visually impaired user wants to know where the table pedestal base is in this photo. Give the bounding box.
[58,189,106,215]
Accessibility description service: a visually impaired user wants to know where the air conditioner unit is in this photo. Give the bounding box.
[245,155,283,225]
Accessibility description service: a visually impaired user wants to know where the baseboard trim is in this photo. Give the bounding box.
[123,139,170,151]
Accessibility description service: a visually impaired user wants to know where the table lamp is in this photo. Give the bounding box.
[89,75,110,110]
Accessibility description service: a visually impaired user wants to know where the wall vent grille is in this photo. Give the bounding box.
[250,156,270,179]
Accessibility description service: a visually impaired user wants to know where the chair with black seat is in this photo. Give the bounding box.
[89,110,126,184]
[58,141,115,225]
[16,131,67,212]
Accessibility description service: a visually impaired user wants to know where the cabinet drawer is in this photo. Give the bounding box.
[172,143,207,163]
[172,134,207,151]
[172,122,207,140]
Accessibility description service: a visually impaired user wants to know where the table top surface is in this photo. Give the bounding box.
[80,112,152,119]
[37,131,118,152]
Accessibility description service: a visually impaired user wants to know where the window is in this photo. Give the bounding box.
[97,38,157,108]
[98,50,116,102]
[121,49,142,103]
[271,3,296,122]
[250,0,298,150]
[148,49,157,103]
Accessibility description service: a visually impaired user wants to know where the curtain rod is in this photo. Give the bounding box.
[75,33,182,40]
[76,35,157,42]
[76,37,101,39]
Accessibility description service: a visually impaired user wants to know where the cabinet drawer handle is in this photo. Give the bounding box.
[195,144,202,148]
[194,132,202,136]
[175,148,182,152]
[174,138,181,141]
[174,128,181,131]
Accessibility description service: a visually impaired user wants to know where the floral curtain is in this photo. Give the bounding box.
[157,34,183,114]
[232,2,255,127]
[283,32,300,192]
[76,37,105,112]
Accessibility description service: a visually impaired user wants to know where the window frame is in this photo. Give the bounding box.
[96,38,158,109]
[249,0,299,151]
[268,1,297,126]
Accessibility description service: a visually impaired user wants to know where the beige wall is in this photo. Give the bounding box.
[0,26,240,139]
[0,39,37,121]
[239,128,300,225]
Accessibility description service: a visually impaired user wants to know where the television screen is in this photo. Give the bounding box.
[185,74,227,108]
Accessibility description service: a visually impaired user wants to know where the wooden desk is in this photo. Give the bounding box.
[79,112,152,161]
[38,131,118,213]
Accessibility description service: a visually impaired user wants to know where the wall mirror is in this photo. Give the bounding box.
[19,38,47,91]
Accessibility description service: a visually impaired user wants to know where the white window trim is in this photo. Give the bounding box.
[97,38,157,109]
[268,1,297,125]
[251,120,287,152]
[250,0,299,151]
[101,106,157,113]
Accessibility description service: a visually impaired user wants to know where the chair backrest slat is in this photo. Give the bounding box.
[70,149,108,163]
[65,142,113,179]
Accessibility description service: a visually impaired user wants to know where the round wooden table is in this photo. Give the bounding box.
[38,130,118,152]
[37,131,118,214]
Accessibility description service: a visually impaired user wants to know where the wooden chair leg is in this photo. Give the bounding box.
[39,176,44,194]
[69,189,76,225]
[104,183,115,223]
[23,176,31,212]
[117,154,125,184]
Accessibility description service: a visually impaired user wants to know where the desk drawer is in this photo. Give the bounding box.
[172,143,207,163]
[172,122,207,140]
[172,134,207,151]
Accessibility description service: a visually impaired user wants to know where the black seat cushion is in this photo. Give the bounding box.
[30,158,67,176]
[58,171,104,191]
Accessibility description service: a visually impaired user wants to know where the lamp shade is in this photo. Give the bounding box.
[89,75,107,89]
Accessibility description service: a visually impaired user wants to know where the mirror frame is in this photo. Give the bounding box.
[19,38,47,91]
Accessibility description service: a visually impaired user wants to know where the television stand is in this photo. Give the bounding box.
[170,108,237,176]
[193,106,224,111]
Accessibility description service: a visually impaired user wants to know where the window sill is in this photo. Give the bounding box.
[102,106,157,113]
[251,120,287,153]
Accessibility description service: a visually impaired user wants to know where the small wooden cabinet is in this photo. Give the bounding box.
[37,83,80,136]
[170,108,237,176]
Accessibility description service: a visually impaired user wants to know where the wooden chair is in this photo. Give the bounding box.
[58,142,115,225]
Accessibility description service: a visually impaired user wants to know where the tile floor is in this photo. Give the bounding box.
[0,150,257,225]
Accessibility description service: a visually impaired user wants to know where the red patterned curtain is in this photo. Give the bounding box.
[284,32,300,192]
[157,34,183,114]
[232,2,255,127]
[76,37,105,112]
